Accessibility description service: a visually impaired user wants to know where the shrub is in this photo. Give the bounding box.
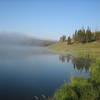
[54,85,78,100]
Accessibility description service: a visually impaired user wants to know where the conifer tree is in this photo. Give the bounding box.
[86,27,92,42]
[67,36,71,44]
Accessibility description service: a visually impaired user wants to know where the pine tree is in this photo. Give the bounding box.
[80,28,86,43]
[86,27,92,42]
[73,30,78,42]
[60,35,66,42]
[95,31,100,41]
[67,36,71,45]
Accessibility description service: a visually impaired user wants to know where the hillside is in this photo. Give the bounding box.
[0,32,56,46]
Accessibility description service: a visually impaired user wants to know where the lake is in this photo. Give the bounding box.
[0,45,90,100]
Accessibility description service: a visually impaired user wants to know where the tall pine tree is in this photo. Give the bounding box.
[67,36,71,45]
[86,27,92,42]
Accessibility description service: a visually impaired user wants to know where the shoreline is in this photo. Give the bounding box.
[46,42,100,100]
[46,41,100,59]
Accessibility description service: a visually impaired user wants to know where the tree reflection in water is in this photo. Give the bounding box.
[59,54,93,72]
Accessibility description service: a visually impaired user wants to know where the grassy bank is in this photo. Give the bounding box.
[47,42,100,100]
[48,41,100,58]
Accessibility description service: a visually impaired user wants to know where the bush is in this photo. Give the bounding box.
[54,85,78,100]
[50,59,100,100]
[90,65,100,84]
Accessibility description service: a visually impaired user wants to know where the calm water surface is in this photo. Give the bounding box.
[0,45,90,100]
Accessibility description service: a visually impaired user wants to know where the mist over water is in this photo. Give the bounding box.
[0,32,56,47]
[0,34,90,100]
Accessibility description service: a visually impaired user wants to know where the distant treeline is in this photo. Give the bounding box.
[59,27,100,44]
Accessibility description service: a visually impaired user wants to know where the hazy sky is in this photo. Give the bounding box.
[0,0,100,40]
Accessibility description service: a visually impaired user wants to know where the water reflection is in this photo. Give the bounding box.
[59,54,92,72]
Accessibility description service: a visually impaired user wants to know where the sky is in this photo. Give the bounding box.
[0,0,100,40]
